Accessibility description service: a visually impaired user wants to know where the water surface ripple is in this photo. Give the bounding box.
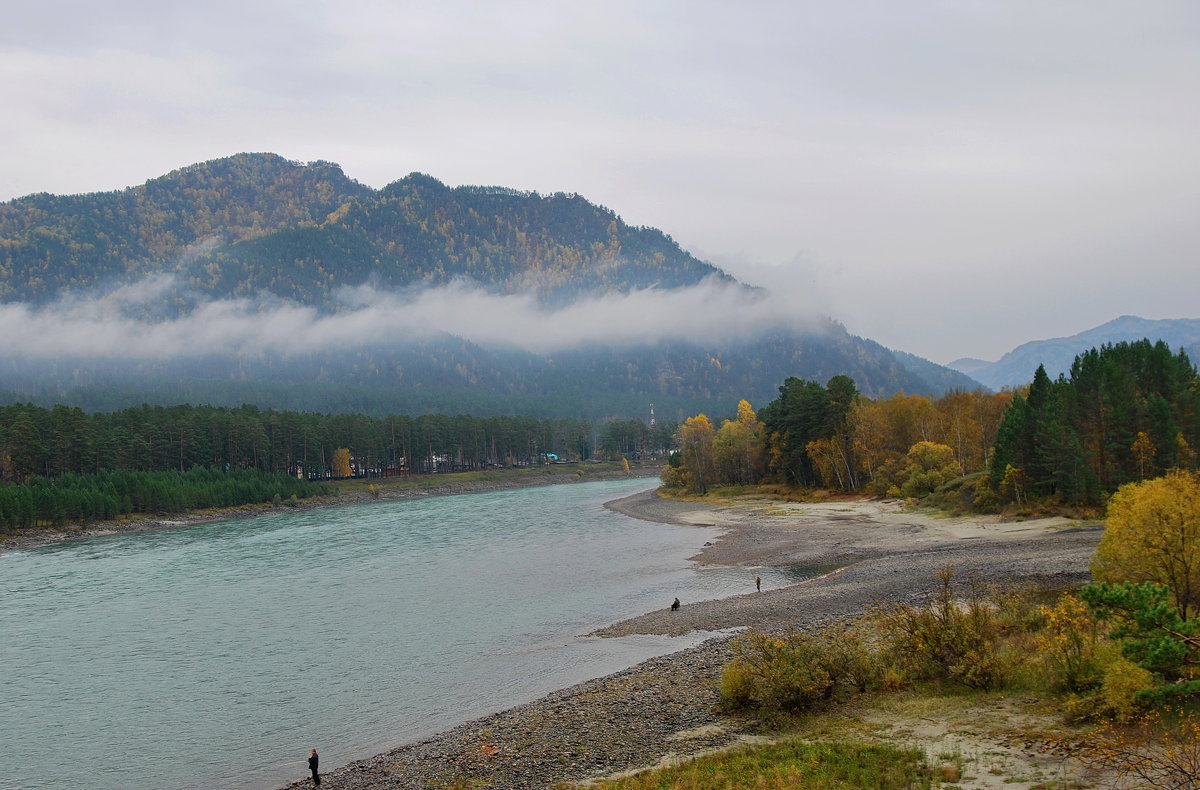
[0,478,803,790]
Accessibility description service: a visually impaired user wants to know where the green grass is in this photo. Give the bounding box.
[580,738,931,789]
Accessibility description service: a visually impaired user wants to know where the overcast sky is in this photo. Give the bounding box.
[2,1,1198,364]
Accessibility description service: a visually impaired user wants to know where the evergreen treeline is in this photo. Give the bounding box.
[0,467,327,529]
[0,402,675,530]
[0,402,675,486]
[990,340,1200,505]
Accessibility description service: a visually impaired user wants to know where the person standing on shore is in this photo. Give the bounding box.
[671,597,680,611]
[308,748,320,786]
[756,575,761,592]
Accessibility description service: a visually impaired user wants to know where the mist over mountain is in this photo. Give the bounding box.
[1,153,979,417]
[0,319,960,421]
[948,315,1200,390]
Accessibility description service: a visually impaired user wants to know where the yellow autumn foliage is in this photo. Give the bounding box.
[1092,469,1200,619]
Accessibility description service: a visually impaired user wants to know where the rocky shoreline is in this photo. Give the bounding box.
[276,489,1103,789]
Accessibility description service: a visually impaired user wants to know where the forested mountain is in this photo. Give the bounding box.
[889,349,981,395]
[949,316,1200,390]
[0,153,977,417]
[0,321,961,421]
[0,152,728,307]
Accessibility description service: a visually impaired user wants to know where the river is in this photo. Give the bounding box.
[0,477,808,790]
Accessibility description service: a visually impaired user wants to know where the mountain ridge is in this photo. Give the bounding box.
[948,315,1200,390]
[0,152,731,308]
[1,152,981,417]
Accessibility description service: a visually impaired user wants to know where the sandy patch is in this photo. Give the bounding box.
[760,498,1081,540]
[853,695,1103,789]
[596,490,1101,638]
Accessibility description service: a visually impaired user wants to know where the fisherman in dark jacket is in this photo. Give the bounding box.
[308,748,320,786]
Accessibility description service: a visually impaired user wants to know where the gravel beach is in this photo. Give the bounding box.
[276,488,1103,790]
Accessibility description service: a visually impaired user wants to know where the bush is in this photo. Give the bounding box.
[720,625,880,718]
[871,565,1012,690]
[721,631,835,715]
[1101,657,1157,722]
[1037,593,1107,693]
[815,622,882,693]
[659,464,686,489]
[971,474,999,512]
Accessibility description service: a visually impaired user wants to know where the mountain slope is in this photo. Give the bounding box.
[0,153,730,307]
[0,321,959,419]
[0,153,977,416]
[949,316,1200,389]
[890,349,983,394]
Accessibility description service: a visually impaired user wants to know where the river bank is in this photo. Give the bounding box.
[276,489,1103,789]
[0,462,659,556]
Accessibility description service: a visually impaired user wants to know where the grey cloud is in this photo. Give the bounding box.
[2,1,1198,365]
[0,278,820,361]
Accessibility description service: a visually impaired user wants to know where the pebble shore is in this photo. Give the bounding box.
[277,489,1102,790]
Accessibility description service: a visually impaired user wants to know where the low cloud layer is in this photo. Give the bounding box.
[6,3,1199,363]
[0,277,824,361]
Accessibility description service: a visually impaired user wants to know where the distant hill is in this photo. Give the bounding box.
[890,349,983,394]
[948,316,1200,390]
[944,357,991,377]
[1,153,978,416]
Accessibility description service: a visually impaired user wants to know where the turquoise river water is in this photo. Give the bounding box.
[0,477,810,790]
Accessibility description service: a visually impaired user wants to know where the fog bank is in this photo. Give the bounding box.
[1,277,826,360]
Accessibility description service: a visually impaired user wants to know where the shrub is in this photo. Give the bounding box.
[720,619,883,715]
[720,624,881,718]
[1100,657,1157,722]
[721,631,835,715]
[971,474,999,512]
[659,464,685,489]
[871,565,1012,690]
[815,622,882,693]
[1037,593,1107,693]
